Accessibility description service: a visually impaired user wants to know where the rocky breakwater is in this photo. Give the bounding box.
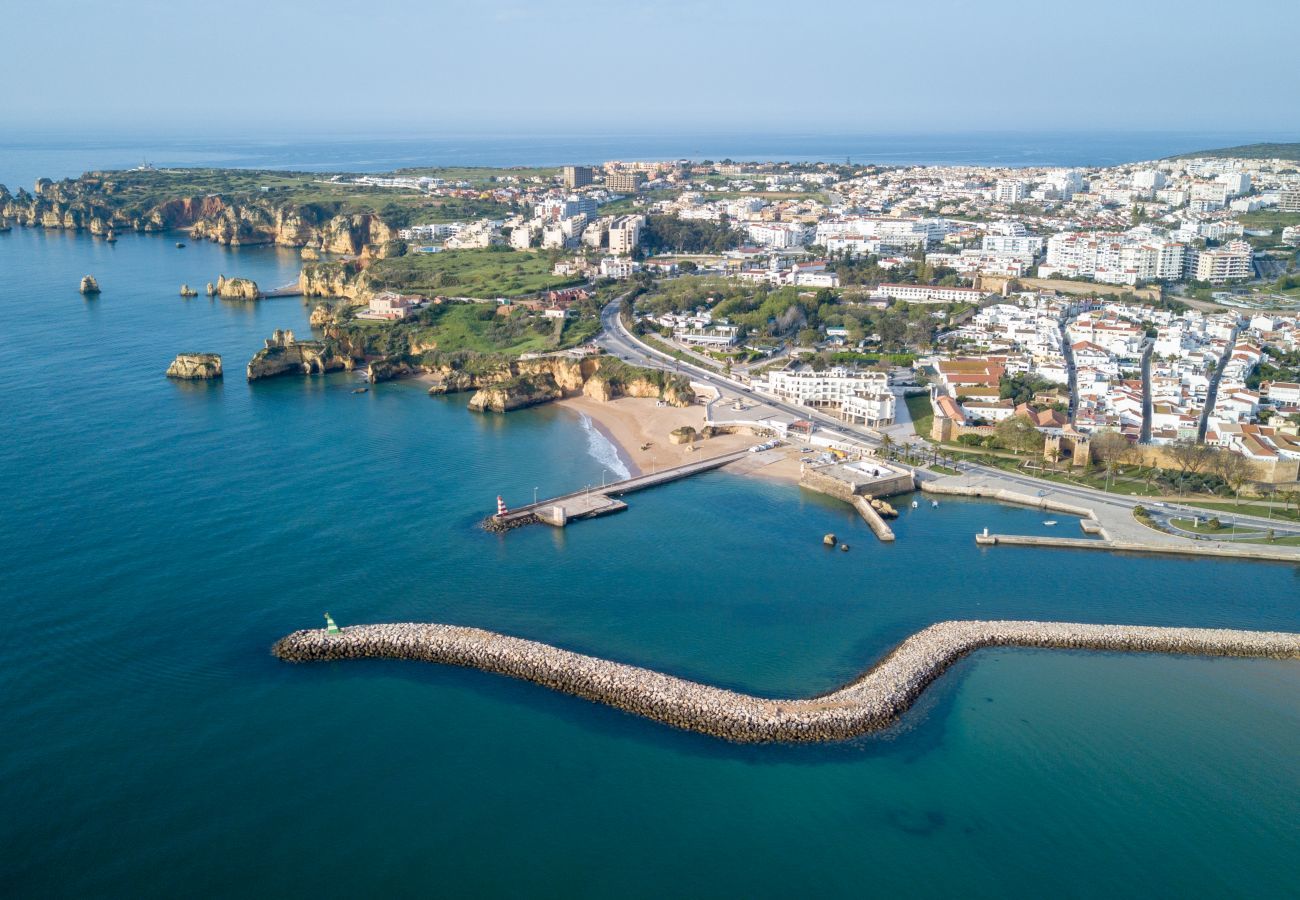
[272,619,1300,744]
[166,353,223,379]
[215,275,259,300]
[247,329,354,381]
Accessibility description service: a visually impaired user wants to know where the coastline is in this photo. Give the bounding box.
[556,395,799,481]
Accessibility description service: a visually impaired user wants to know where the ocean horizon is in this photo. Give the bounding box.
[3,129,1298,190]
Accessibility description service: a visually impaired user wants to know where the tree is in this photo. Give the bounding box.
[993,417,1044,455]
[1167,437,1213,477]
[1091,430,1131,491]
[1211,449,1253,506]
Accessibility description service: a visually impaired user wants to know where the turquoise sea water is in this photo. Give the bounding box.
[1,226,1298,896]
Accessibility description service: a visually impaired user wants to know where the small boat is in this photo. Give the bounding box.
[352,387,368,394]
[175,242,186,248]
[1043,520,1057,526]
[931,500,939,508]
[910,500,919,509]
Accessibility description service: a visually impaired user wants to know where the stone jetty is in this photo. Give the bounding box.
[273,620,1300,744]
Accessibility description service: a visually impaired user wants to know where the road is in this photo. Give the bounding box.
[596,298,1300,537]
[1196,324,1238,441]
[598,298,889,450]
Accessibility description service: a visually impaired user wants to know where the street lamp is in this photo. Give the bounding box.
[533,486,539,505]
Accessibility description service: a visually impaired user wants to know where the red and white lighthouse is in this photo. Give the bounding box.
[496,495,509,517]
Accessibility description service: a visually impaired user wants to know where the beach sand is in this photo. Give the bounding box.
[558,395,803,483]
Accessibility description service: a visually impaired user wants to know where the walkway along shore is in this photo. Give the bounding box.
[273,620,1300,744]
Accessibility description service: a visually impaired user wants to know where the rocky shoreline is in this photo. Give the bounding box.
[272,619,1300,744]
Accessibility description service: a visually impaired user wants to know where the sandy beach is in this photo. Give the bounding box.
[558,395,803,483]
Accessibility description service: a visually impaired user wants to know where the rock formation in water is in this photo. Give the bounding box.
[216,275,259,300]
[246,329,353,381]
[79,275,100,294]
[166,353,223,379]
[179,284,198,297]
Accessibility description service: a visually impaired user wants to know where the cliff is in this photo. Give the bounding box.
[299,260,366,300]
[247,329,355,381]
[1,173,399,255]
[450,354,691,414]
[166,353,223,379]
[216,275,259,300]
[468,374,565,413]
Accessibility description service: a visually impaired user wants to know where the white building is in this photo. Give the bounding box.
[745,222,808,249]
[759,366,895,425]
[995,180,1028,204]
[607,215,644,255]
[871,284,986,304]
[1191,241,1253,283]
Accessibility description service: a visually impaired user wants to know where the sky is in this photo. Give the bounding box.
[3,0,1298,136]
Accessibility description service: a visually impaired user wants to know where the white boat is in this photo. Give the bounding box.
[911,500,919,509]
[1043,520,1057,526]
[931,501,939,508]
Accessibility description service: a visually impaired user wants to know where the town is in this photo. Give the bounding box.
[341,151,1300,492]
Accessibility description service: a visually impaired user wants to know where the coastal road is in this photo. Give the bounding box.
[597,299,887,450]
[597,298,1299,537]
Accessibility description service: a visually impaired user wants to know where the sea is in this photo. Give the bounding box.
[1,137,1299,896]
[3,130,1300,191]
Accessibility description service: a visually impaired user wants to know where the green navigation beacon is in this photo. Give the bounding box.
[325,613,340,634]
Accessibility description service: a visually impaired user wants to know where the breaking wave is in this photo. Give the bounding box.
[579,413,631,481]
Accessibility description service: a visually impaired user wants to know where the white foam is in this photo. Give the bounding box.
[579,413,631,481]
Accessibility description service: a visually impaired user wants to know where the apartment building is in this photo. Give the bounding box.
[605,171,643,193]
[562,165,594,189]
[1191,241,1253,283]
[759,366,895,425]
[607,215,644,255]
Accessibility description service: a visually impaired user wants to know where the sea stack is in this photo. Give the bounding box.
[216,274,259,300]
[205,281,216,296]
[180,284,198,297]
[166,353,223,380]
[79,275,101,295]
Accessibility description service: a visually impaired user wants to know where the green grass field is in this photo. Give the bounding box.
[349,301,598,357]
[366,249,583,299]
[66,168,517,226]
[904,393,933,439]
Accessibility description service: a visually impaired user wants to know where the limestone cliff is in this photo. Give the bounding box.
[246,329,355,381]
[166,353,223,379]
[467,374,564,413]
[216,275,259,300]
[1,173,401,256]
[299,260,366,300]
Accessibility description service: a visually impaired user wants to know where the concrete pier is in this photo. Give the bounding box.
[273,619,1300,744]
[852,497,896,542]
[491,449,748,530]
[975,533,1300,564]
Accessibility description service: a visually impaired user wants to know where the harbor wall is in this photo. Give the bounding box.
[921,480,1095,518]
[273,620,1300,744]
[976,533,1300,564]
